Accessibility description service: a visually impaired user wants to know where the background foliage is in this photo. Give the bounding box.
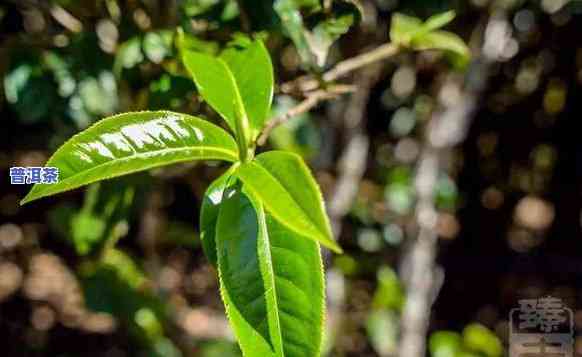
[1,0,581,356]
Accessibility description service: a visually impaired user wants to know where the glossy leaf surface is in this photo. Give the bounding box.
[221,37,274,140]
[199,166,237,267]
[264,215,325,357]
[235,151,341,253]
[182,51,242,134]
[216,185,324,357]
[22,111,238,204]
[182,37,273,141]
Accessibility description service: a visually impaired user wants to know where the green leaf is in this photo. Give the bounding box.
[216,185,324,357]
[275,0,361,68]
[429,331,462,357]
[216,186,281,357]
[423,10,456,33]
[389,13,423,45]
[21,111,238,205]
[221,37,274,140]
[411,31,470,64]
[389,11,469,65]
[235,151,341,253]
[181,37,273,142]
[274,0,314,66]
[307,4,360,67]
[182,50,242,134]
[200,166,237,266]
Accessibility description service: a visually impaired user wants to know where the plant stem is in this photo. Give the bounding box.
[256,85,355,146]
[233,96,252,162]
[280,43,400,94]
[257,43,400,145]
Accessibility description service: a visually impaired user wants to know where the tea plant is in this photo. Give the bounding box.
[21,10,467,356]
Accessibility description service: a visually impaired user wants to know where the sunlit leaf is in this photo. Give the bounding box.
[274,0,314,66]
[235,151,341,252]
[307,1,362,67]
[221,37,274,139]
[412,31,470,64]
[200,166,237,266]
[22,111,238,204]
[181,36,273,141]
[389,10,469,65]
[389,13,423,45]
[216,185,324,357]
[275,0,361,68]
[423,10,456,33]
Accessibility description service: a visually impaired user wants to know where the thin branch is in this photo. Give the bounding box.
[235,0,251,33]
[280,43,400,94]
[257,43,400,145]
[328,64,382,231]
[255,41,398,145]
[256,84,355,146]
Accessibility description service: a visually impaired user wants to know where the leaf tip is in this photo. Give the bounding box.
[20,194,33,206]
[327,241,343,254]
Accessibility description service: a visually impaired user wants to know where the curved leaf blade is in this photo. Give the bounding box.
[423,10,456,32]
[411,30,470,62]
[265,215,325,357]
[182,51,241,133]
[389,13,423,45]
[21,111,238,205]
[216,185,282,357]
[199,166,237,266]
[220,38,274,140]
[235,151,341,253]
[182,37,274,141]
[216,185,325,357]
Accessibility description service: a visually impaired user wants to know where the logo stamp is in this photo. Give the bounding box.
[9,167,59,184]
[510,296,574,357]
